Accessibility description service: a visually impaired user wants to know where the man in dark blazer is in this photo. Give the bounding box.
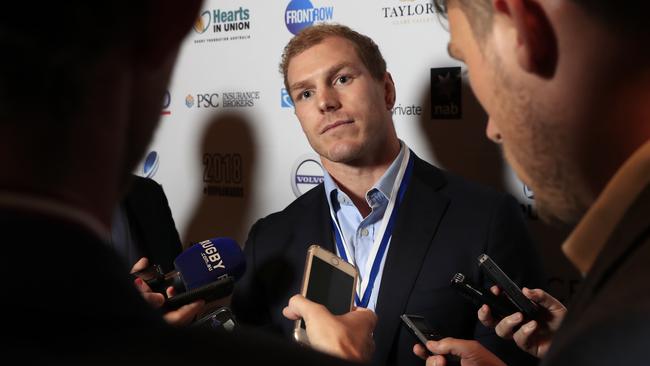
[410,1,650,366]
[0,1,374,364]
[111,175,183,272]
[232,24,545,366]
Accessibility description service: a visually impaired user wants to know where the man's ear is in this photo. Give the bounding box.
[137,0,204,68]
[384,72,396,110]
[493,0,558,78]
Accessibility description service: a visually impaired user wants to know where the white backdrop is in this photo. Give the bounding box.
[137,0,580,303]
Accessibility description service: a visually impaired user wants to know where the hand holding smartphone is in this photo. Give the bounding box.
[477,254,539,321]
[450,272,519,321]
[401,314,462,363]
[161,276,234,312]
[293,245,359,344]
[400,314,443,347]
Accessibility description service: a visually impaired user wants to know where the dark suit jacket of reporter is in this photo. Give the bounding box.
[121,175,183,272]
[1,208,359,366]
[232,153,545,366]
[542,186,650,366]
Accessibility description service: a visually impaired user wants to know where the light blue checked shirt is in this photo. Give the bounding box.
[323,142,407,311]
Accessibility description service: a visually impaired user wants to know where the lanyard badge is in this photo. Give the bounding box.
[330,150,414,308]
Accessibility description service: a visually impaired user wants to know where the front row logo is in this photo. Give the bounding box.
[285,0,334,35]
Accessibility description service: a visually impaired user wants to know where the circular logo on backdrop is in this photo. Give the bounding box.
[291,154,324,197]
[285,0,334,35]
[143,151,159,178]
[285,0,314,35]
[162,91,171,109]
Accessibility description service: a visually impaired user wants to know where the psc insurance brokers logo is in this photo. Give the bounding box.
[431,67,462,119]
[285,0,334,35]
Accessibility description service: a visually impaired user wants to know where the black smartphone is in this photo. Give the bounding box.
[450,272,519,321]
[193,306,237,331]
[477,254,539,320]
[400,314,443,346]
[161,276,234,312]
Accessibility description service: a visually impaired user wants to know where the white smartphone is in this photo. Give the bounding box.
[293,244,358,345]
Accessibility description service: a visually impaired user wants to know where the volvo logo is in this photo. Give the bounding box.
[291,154,324,197]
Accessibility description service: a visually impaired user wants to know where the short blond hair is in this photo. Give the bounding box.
[280,23,387,95]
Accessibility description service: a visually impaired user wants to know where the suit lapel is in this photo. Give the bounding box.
[560,185,650,328]
[294,184,336,254]
[372,156,449,365]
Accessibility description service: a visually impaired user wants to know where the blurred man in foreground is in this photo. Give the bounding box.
[0,1,373,364]
[413,1,650,365]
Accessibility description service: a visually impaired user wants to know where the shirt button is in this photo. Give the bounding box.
[361,228,369,237]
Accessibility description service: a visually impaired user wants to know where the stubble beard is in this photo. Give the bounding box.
[492,58,588,226]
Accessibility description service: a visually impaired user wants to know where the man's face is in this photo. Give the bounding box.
[286,36,396,166]
[446,1,587,223]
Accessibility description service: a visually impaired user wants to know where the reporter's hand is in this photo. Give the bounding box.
[478,286,567,358]
[476,285,506,328]
[282,294,376,363]
[131,257,205,327]
[413,338,506,366]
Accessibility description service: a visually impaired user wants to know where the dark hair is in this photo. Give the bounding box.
[280,23,387,94]
[433,0,650,38]
[0,2,143,121]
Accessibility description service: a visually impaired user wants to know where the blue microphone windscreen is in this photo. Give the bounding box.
[174,237,245,289]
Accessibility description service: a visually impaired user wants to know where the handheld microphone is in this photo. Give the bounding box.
[135,237,246,312]
[173,237,245,290]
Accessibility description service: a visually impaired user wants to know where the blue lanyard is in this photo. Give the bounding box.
[331,154,414,308]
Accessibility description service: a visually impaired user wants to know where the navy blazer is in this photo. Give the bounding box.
[233,154,545,366]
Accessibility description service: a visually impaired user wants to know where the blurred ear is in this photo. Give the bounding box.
[493,0,558,78]
[383,72,396,110]
[137,0,203,68]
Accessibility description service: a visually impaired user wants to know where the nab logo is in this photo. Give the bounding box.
[523,184,535,199]
[281,88,294,108]
[285,0,334,35]
[143,151,160,178]
[194,10,211,34]
[161,91,171,115]
[431,67,462,119]
[291,154,324,197]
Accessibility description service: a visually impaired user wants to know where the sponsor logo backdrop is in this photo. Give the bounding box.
[137,0,579,302]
